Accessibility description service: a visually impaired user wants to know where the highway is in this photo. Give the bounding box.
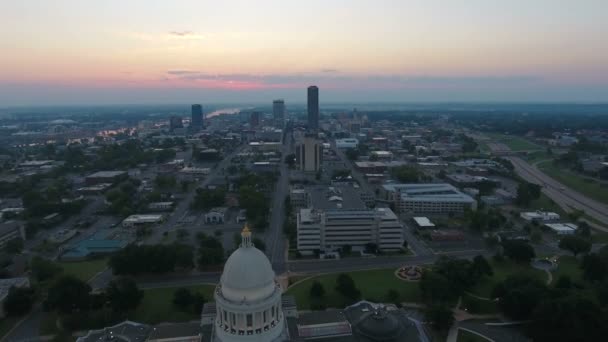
[508,157,608,227]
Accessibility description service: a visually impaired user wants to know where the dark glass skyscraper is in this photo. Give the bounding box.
[191,104,203,130]
[307,86,319,130]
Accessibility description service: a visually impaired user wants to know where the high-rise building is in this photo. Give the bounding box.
[307,86,319,130]
[191,104,203,130]
[272,99,285,126]
[250,111,261,127]
[296,134,321,172]
[169,116,183,131]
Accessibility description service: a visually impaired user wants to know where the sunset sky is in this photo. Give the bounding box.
[1,0,607,105]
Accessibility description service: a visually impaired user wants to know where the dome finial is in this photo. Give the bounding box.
[241,223,252,248]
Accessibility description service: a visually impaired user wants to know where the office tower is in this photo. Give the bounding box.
[250,111,260,127]
[296,134,322,172]
[272,99,285,126]
[191,104,203,130]
[169,116,183,131]
[307,86,319,130]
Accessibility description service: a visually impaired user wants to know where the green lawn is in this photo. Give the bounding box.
[525,150,551,164]
[527,193,566,217]
[591,230,608,243]
[552,256,583,283]
[130,285,215,324]
[469,260,547,298]
[457,329,491,342]
[537,161,608,205]
[59,258,108,282]
[286,268,421,310]
[460,294,498,314]
[487,133,542,151]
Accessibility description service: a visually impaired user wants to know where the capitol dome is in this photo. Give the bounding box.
[220,237,276,302]
[213,225,287,342]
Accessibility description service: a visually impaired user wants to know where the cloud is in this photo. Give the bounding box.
[321,68,339,73]
[169,30,193,37]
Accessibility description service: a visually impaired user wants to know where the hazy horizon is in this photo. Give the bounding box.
[2,0,607,105]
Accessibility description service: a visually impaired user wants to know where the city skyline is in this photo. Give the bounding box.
[2,0,608,105]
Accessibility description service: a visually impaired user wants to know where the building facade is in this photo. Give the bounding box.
[272,99,285,127]
[213,226,287,342]
[382,183,477,214]
[296,208,404,255]
[191,104,204,130]
[296,135,321,173]
[307,86,319,130]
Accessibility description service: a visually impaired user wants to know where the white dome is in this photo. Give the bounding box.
[220,243,276,302]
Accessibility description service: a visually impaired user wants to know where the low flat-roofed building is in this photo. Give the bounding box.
[545,223,578,235]
[520,211,560,222]
[205,207,227,224]
[290,189,310,210]
[76,321,151,342]
[412,217,435,229]
[122,214,164,228]
[61,229,130,260]
[297,207,404,255]
[0,221,25,249]
[370,150,393,160]
[85,170,128,185]
[148,201,175,211]
[335,138,359,149]
[382,183,477,214]
[77,183,113,195]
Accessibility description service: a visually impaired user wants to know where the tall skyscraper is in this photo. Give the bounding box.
[272,99,285,126]
[307,86,319,130]
[250,111,260,127]
[191,104,203,130]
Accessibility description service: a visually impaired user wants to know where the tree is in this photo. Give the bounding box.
[341,244,352,255]
[528,294,607,342]
[197,234,225,268]
[390,166,422,183]
[581,253,608,282]
[492,274,547,320]
[3,286,35,316]
[558,235,591,256]
[335,274,361,303]
[310,281,325,299]
[176,229,190,241]
[577,221,591,238]
[106,277,143,312]
[472,255,493,278]
[419,271,453,305]
[173,288,193,311]
[45,275,92,314]
[425,305,454,332]
[502,240,535,263]
[515,181,541,206]
[30,256,63,282]
[4,237,24,254]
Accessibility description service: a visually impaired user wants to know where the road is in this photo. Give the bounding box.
[508,157,608,227]
[264,132,292,274]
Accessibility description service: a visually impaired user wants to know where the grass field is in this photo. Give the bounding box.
[552,256,583,283]
[59,258,108,282]
[286,268,421,310]
[537,161,608,205]
[458,329,491,342]
[469,260,547,298]
[130,284,215,324]
[527,193,566,217]
[460,294,498,314]
[487,133,542,151]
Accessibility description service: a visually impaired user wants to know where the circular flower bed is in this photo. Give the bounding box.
[395,265,422,281]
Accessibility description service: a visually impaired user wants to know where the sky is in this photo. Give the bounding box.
[1,0,607,105]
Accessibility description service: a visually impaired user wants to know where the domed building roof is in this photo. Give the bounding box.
[220,225,277,302]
